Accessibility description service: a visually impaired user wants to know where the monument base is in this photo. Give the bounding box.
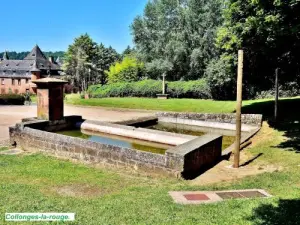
[157,94,169,99]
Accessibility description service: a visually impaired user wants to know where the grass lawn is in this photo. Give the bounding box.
[64,94,276,113]
[0,147,8,152]
[1,121,300,224]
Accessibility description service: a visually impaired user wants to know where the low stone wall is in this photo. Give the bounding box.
[156,112,262,132]
[156,112,262,126]
[9,117,223,178]
[166,134,222,179]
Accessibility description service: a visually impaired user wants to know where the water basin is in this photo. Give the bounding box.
[146,122,235,150]
[56,129,173,154]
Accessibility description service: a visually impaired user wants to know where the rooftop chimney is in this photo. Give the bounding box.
[49,56,54,63]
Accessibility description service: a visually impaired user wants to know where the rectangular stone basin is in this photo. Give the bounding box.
[56,129,173,155]
[146,122,235,151]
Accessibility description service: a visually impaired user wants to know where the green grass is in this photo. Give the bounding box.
[1,122,300,224]
[0,147,8,152]
[64,94,282,113]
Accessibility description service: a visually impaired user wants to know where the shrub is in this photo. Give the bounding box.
[0,94,25,105]
[205,56,236,100]
[255,82,300,99]
[88,79,211,99]
[106,56,145,84]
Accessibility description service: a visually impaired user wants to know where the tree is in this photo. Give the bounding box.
[131,0,223,81]
[0,51,64,60]
[216,0,300,97]
[122,46,135,58]
[92,44,120,85]
[106,56,145,83]
[63,34,97,92]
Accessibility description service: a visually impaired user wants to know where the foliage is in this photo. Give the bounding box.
[106,56,145,84]
[255,82,300,99]
[122,46,135,58]
[217,0,300,96]
[88,79,211,99]
[94,44,120,84]
[131,0,223,81]
[0,51,64,60]
[205,55,236,100]
[0,94,25,105]
[63,34,120,92]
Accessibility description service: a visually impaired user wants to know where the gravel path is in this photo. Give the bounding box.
[0,105,155,141]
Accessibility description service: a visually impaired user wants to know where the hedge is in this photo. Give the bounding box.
[0,94,25,105]
[88,79,212,99]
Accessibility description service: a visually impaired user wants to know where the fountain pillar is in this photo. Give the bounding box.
[32,78,67,121]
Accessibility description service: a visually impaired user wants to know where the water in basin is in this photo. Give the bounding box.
[147,122,235,150]
[56,129,172,154]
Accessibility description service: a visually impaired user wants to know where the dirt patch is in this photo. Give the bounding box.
[190,151,282,186]
[53,184,107,198]
[250,122,276,147]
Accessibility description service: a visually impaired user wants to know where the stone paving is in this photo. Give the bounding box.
[169,189,272,204]
[0,105,154,142]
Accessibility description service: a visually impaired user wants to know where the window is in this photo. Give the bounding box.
[18,79,21,86]
[12,79,15,86]
[1,79,4,85]
[25,79,29,84]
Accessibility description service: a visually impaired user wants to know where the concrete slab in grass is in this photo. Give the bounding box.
[169,189,272,204]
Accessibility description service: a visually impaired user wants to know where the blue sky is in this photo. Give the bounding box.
[0,0,148,53]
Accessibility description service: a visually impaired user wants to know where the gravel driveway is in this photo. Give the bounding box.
[0,105,154,142]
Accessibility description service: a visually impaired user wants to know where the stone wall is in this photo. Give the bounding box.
[156,112,263,127]
[9,117,223,178]
[166,134,222,179]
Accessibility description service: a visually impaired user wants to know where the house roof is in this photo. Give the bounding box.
[0,45,61,78]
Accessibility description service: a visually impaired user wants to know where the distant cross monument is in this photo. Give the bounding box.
[162,73,166,95]
[157,73,169,99]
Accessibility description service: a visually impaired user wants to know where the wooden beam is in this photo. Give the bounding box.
[234,50,244,168]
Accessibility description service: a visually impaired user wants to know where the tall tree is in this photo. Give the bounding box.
[122,45,134,57]
[131,0,223,81]
[93,44,120,84]
[216,0,300,96]
[63,34,97,92]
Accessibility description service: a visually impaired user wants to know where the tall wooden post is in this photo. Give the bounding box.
[234,50,244,168]
[274,68,279,121]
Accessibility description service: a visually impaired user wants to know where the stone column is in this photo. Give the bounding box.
[32,78,67,121]
[162,73,166,95]
[156,73,169,99]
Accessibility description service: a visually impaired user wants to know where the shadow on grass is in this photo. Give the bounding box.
[248,199,300,225]
[242,98,300,153]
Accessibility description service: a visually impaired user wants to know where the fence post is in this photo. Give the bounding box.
[234,50,244,168]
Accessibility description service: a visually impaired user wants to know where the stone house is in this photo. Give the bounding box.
[0,45,62,94]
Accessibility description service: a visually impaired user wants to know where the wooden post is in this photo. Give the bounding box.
[274,68,279,121]
[234,50,244,168]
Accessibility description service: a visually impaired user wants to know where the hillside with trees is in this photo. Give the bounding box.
[0,51,64,60]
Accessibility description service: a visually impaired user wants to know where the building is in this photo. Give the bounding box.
[0,45,62,94]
